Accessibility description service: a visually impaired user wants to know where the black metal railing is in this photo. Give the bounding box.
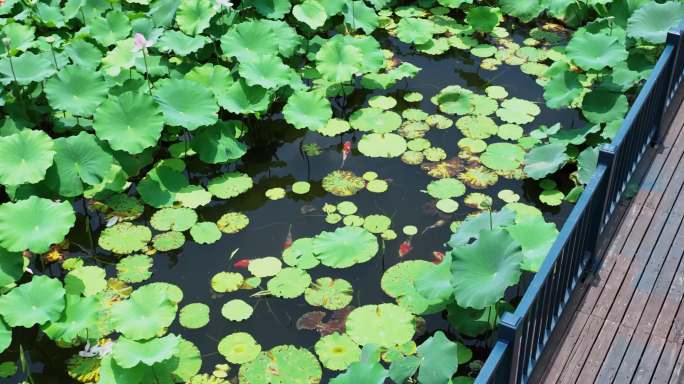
[475,21,684,384]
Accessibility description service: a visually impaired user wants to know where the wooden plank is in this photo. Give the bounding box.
[651,341,681,383]
[594,324,634,383]
[555,315,604,384]
[653,254,684,340]
[573,319,619,383]
[631,335,667,384]
[539,311,590,384]
[613,329,650,382]
[667,297,684,344]
[669,346,684,384]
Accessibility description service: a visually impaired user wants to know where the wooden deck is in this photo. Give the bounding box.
[532,104,684,383]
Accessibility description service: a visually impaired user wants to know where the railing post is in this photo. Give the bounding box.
[499,312,523,384]
[585,145,615,273]
[660,22,684,137]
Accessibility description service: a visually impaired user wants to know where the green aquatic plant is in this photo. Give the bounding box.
[312,227,378,268]
[0,197,76,253]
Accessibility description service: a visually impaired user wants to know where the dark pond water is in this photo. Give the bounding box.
[1,30,584,383]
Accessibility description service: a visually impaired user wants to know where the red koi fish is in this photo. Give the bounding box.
[233,259,250,269]
[432,251,445,264]
[341,141,352,168]
[282,225,293,249]
[398,240,412,258]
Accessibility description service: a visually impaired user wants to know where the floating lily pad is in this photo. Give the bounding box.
[305,277,353,310]
[318,119,352,137]
[382,260,444,314]
[427,178,466,199]
[0,197,75,253]
[211,272,244,293]
[403,226,418,236]
[283,90,332,131]
[0,275,64,327]
[190,222,222,244]
[218,332,261,364]
[239,345,322,384]
[222,299,253,322]
[283,238,320,269]
[369,95,397,110]
[496,98,540,125]
[267,267,311,298]
[315,333,361,371]
[217,212,249,234]
[208,172,253,199]
[248,257,282,278]
[98,222,151,254]
[116,254,153,283]
[151,207,198,232]
[350,108,402,133]
[358,133,407,158]
[456,116,498,139]
[481,143,525,172]
[398,121,430,139]
[363,215,391,234]
[401,151,425,165]
[104,194,144,221]
[464,193,492,209]
[265,187,286,200]
[498,189,520,203]
[367,179,389,193]
[404,92,423,102]
[179,303,210,329]
[539,189,564,206]
[110,285,176,340]
[436,198,460,213]
[423,147,447,162]
[459,166,499,189]
[337,202,358,216]
[153,231,185,251]
[322,170,365,197]
[313,227,378,268]
[292,181,311,194]
[345,304,415,348]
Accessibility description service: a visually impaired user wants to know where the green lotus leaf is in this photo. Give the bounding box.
[248,256,282,277]
[219,332,261,364]
[153,231,185,251]
[251,0,292,19]
[179,303,210,329]
[113,334,180,368]
[496,98,540,125]
[219,78,271,115]
[305,277,353,310]
[345,304,415,348]
[343,0,378,34]
[451,229,522,309]
[318,118,351,137]
[265,187,286,200]
[65,265,106,296]
[0,247,23,286]
[221,299,253,321]
[267,267,311,298]
[350,108,402,133]
[208,172,253,199]
[627,1,684,44]
[211,271,244,292]
[0,51,55,85]
[358,133,407,158]
[455,116,497,140]
[117,254,153,283]
[426,178,466,199]
[507,216,558,272]
[292,181,311,194]
[466,6,500,33]
[464,192,492,209]
[322,170,365,197]
[239,345,322,383]
[432,85,473,115]
[0,275,65,327]
[315,333,361,371]
[435,198,459,213]
[363,214,391,234]
[0,129,55,186]
[185,63,234,101]
[540,188,564,206]
[524,142,569,180]
[239,54,295,90]
[176,0,215,35]
[315,34,364,84]
[155,78,218,130]
[499,0,544,22]
[331,360,388,384]
[158,30,208,55]
[458,166,499,189]
[313,227,378,268]
[413,331,460,384]
[93,91,165,154]
[581,88,628,124]
[220,20,279,61]
[0,196,75,253]
[190,222,221,244]
[543,71,583,109]
[293,0,327,29]
[0,319,10,354]
[151,207,198,232]
[189,121,246,164]
[1,22,34,53]
[283,238,320,269]
[89,11,131,46]
[98,222,151,254]
[138,160,191,207]
[111,284,177,340]
[368,95,396,110]
[396,18,435,45]
[217,212,250,233]
[42,294,103,343]
[45,132,114,197]
[481,143,525,172]
[172,338,202,381]
[283,90,332,131]
[566,31,628,71]
[62,40,101,70]
[366,179,388,193]
[101,38,136,76]
[44,65,109,117]
[382,260,444,314]
[458,138,487,153]
[471,44,497,58]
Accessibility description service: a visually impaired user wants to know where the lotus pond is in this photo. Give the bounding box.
[0,0,680,382]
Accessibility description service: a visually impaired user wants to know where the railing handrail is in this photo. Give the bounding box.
[474,22,684,384]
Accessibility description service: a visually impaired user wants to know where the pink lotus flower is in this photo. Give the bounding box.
[133,33,154,52]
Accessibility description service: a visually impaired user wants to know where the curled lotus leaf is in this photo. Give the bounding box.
[98,222,152,254]
[211,271,244,293]
[155,78,219,130]
[305,277,353,310]
[481,143,525,172]
[208,172,253,199]
[218,332,261,364]
[581,89,628,124]
[112,334,180,369]
[137,159,190,208]
[217,212,250,234]
[283,91,332,131]
[315,34,364,84]
[151,207,198,232]
[627,1,684,44]
[507,216,558,272]
[350,108,402,133]
[152,231,186,251]
[322,170,366,197]
[358,133,407,158]
[191,121,248,164]
[566,31,628,71]
[345,304,415,348]
[65,265,106,296]
[524,142,569,180]
[239,54,295,90]
[431,85,473,115]
[267,267,311,298]
[381,260,445,314]
[315,333,361,371]
[458,166,499,189]
[239,345,322,384]
[313,227,378,268]
[220,20,279,61]
[0,248,23,287]
[0,275,65,327]
[466,6,501,33]
[0,197,75,253]
[0,51,55,84]
[0,129,55,187]
[292,0,327,29]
